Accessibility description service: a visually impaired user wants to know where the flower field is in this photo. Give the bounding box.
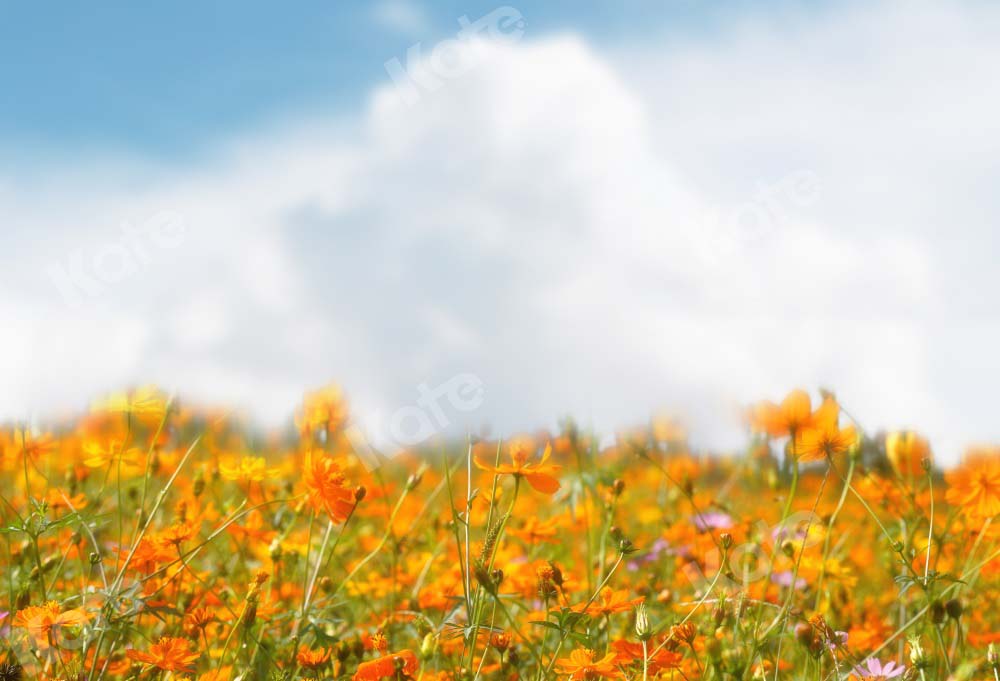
[1,386,998,680]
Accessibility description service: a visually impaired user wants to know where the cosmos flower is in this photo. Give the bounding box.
[555,648,619,679]
[945,448,1000,519]
[852,657,904,679]
[297,384,349,436]
[126,637,200,673]
[771,571,807,590]
[573,587,643,616]
[12,602,89,649]
[219,455,280,482]
[885,431,931,477]
[610,640,682,673]
[91,385,168,419]
[474,442,561,494]
[692,511,733,532]
[793,398,857,462]
[749,389,813,438]
[303,453,357,522]
[352,650,418,681]
[296,646,332,669]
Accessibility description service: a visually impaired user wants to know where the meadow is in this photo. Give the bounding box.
[1,386,998,680]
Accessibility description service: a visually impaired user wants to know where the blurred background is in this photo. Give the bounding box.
[1,1,998,463]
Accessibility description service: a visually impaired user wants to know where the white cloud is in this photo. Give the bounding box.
[1,1,999,463]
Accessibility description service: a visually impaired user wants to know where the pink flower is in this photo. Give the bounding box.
[854,657,904,679]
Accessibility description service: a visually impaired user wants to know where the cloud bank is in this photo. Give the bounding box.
[2,1,998,462]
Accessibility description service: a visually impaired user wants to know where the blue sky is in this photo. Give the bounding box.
[0,1,817,156]
[1,0,998,464]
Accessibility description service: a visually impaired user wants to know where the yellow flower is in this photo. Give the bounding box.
[92,385,168,419]
[793,398,857,462]
[885,431,930,477]
[296,384,349,436]
[219,455,280,482]
[82,438,143,469]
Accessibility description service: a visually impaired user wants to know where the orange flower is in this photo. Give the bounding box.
[610,640,682,673]
[555,648,620,679]
[945,448,1000,519]
[475,442,561,494]
[303,454,357,522]
[297,385,349,436]
[885,431,931,477]
[573,587,643,616]
[184,607,216,636]
[793,398,857,462]
[352,650,418,681]
[10,429,58,461]
[364,630,389,652]
[750,389,813,438]
[509,516,561,544]
[126,636,200,673]
[158,520,197,547]
[13,601,90,648]
[297,645,332,669]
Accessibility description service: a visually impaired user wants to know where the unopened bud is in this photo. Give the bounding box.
[421,632,437,659]
[549,561,564,587]
[908,636,927,667]
[945,598,963,619]
[635,602,651,641]
[193,469,206,497]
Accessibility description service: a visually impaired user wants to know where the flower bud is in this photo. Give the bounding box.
[931,600,945,625]
[421,632,437,659]
[908,635,927,667]
[635,602,652,641]
[193,468,206,497]
[945,598,963,619]
[549,561,564,587]
[490,632,512,653]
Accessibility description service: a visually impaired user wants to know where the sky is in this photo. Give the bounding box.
[2,0,999,463]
